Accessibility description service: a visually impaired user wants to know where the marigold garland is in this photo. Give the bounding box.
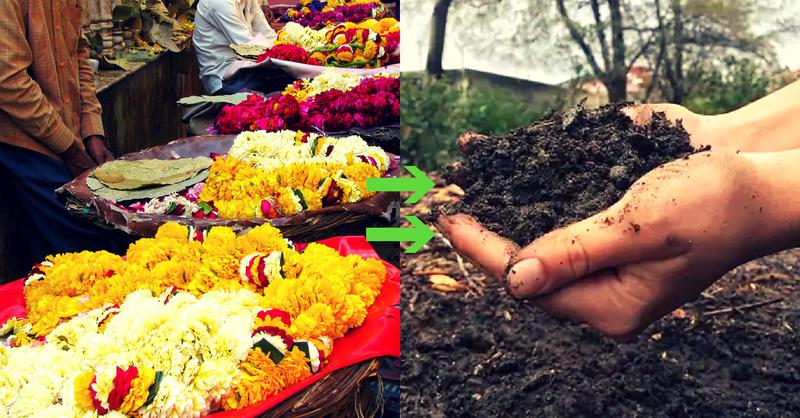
[0,222,387,416]
[197,130,388,219]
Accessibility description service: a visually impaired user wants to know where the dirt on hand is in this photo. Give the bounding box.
[443,102,699,245]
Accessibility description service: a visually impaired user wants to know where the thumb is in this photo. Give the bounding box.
[505,206,686,299]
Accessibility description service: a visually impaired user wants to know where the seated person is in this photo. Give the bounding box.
[194,0,291,95]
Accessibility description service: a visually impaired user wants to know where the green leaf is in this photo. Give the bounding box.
[144,371,164,407]
[198,201,213,215]
[253,340,285,364]
[293,189,308,210]
[145,20,180,52]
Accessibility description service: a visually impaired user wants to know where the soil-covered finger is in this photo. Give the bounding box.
[437,213,519,280]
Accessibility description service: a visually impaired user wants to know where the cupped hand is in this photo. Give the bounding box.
[622,103,731,151]
[84,135,114,165]
[439,148,773,340]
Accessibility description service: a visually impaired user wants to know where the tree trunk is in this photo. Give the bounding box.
[670,0,685,103]
[606,0,627,101]
[605,73,627,102]
[426,0,454,77]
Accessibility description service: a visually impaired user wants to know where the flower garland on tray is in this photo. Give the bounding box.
[258,19,399,68]
[283,1,387,29]
[0,222,387,416]
[123,130,389,220]
[214,71,399,135]
[199,130,389,219]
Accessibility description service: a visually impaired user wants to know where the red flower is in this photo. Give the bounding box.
[253,115,286,131]
[107,366,139,411]
[257,44,310,64]
[213,76,399,134]
[257,308,292,326]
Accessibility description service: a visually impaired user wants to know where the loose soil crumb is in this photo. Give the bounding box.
[444,102,699,245]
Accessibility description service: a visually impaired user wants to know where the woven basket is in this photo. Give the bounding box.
[261,358,382,418]
[57,135,400,245]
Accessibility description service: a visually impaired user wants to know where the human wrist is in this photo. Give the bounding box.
[741,149,800,254]
[59,140,83,159]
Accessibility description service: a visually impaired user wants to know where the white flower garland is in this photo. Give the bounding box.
[228,130,390,173]
[0,289,262,417]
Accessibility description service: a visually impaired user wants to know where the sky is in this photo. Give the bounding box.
[401,1,800,85]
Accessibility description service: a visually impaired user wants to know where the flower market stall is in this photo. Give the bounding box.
[57,131,400,244]
[0,224,400,416]
[0,2,402,416]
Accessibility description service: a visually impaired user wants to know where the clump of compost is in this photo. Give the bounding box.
[444,102,700,245]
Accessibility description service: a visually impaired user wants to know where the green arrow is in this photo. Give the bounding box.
[366,165,434,204]
[367,216,434,254]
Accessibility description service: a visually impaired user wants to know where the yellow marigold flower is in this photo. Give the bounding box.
[222,348,311,410]
[237,224,289,256]
[363,41,378,60]
[74,371,96,411]
[118,366,157,414]
[155,222,189,242]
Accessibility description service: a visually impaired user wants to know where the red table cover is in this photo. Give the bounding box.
[0,236,400,417]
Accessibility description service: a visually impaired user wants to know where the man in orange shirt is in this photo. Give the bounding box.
[0,0,130,273]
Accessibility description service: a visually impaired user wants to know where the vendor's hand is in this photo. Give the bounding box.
[84,135,114,165]
[622,104,732,151]
[60,141,98,178]
[439,150,778,340]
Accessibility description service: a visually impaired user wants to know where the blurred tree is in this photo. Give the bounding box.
[553,0,795,103]
[682,58,770,114]
[426,0,455,77]
[556,0,631,101]
[410,0,551,79]
[648,0,775,103]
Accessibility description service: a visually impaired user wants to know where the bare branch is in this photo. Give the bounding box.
[555,0,605,76]
[645,0,668,102]
[589,0,611,70]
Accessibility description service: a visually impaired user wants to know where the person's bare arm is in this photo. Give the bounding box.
[628,80,800,152]
[715,80,800,152]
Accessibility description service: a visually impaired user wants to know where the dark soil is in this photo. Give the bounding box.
[401,181,800,417]
[443,103,699,245]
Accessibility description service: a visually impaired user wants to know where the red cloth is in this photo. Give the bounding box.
[0,236,400,417]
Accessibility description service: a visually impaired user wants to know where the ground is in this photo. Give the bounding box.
[400,178,800,418]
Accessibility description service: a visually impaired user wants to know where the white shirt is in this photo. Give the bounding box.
[194,0,277,93]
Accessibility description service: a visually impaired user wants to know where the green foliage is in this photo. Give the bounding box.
[402,74,549,170]
[683,59,771,115]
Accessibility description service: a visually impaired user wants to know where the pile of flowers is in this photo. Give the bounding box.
[126,130,390,220]
[283,0,387,29]
[258,19,399,68]
[214,71,399,134]
[200,130,390,218]
[0,222,387,416]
